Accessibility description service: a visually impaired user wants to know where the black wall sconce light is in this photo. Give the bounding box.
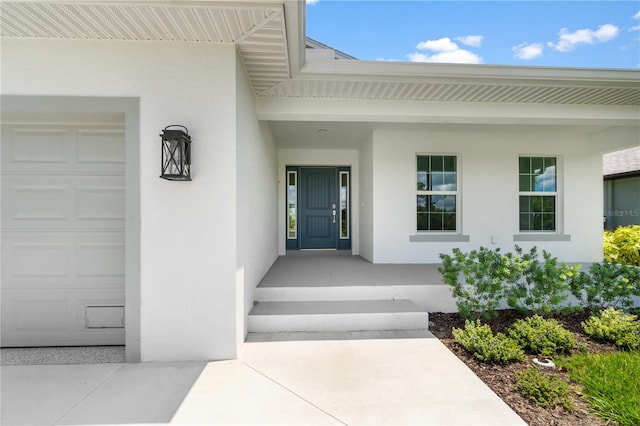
[160,125,192,181]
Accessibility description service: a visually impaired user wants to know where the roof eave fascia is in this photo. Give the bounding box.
[283,0,305,77]
[298,59,640,87]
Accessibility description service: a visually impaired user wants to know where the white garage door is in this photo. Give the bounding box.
[1,113,126,347]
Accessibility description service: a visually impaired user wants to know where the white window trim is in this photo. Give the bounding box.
[412,153,469,242]
[514,155,571,242]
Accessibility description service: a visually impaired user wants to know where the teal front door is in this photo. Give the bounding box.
[300,167,337,249]
[286,166,351,251]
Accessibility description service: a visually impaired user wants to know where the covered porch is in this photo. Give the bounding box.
[247,253,456,336]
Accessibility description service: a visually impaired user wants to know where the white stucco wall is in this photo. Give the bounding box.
[371,127,606,264]
[235,53,279,350]
[278,149,360,255]
[358,135,374,262]
[2,38,239,361]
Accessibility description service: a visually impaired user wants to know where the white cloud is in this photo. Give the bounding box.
[411,37,482,64]
[417,37,459,52]
[631,25,640,32]
[634,11,640,20]
[513,42,544,60]
[407,50,482,64]
[456,35,483,47]
[548,24,619,52]
[306,0,319,5]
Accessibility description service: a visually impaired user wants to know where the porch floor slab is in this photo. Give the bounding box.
[172,332,526,425]
[259,255,443,287]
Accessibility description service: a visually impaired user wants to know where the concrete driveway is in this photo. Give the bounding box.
[2,331,525,425]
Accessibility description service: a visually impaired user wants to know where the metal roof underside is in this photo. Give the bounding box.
[262,79,640,105]
[2,1,639,106]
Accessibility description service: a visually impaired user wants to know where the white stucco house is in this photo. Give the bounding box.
[1,1,639,362]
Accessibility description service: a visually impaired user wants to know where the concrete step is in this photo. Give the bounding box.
[254,284,455,312]
[247,300,429,333]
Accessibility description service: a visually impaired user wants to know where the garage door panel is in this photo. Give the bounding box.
[2,176,124,230]
[6,127,70,163]
[4,184,70,220]
[1,117,126,347]
[77,185,125,220]
[1,290,125,347]
[76,129,125,164]
[10,242,70,277]
[2,233,125,289]
[77,243,125,277]
[1,124,124,175]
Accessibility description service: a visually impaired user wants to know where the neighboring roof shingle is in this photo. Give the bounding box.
[603,146,640,177]
[306,37,358,60]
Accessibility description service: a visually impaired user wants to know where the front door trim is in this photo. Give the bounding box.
[286,165,351,251]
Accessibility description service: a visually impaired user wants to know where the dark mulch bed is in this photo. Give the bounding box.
[429,310,619,426]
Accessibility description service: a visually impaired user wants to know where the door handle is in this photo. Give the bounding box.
[332,209,336,223]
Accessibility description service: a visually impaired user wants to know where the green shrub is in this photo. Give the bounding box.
[604,225,640,266]
[507,315,576,356]
[515,367,573,410]
[582,307,640,351]
[452,320,525,363]
[569,261,640,311]
[506,246,578,315]
[439,247,520,320]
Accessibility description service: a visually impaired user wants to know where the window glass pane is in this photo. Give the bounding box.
[519,157,530,174]
[288,172,297,238]
[443,172,457,191]
[417,171,428,191]
[417,213,429,230]
[340,172,349,239]
[431,156,444,172]
[417,195,428,212]
[429,212,443,230]
[417,156,429,172]
[531,157,544,175]
[519,174,530,192]
[542,213,555,231]
[443,213,456,231]
[542,161,556,192]
[443,155,456,172]
[520,213,530,231]
[430,172,445,191]
[431,195,456,212]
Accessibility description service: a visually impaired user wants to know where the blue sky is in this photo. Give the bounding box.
[306,1,640,69]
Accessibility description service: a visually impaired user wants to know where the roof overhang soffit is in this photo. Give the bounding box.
[255,96,640,127]
[0,0,291,95]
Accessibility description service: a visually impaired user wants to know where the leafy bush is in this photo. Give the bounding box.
[507,315,576,356]
[604,225,640,266]
[515,367,573,410]
[452,320,525,363]
[581,307,640,351]
[439,247,520,320]
[569,261,640,311]
[506,246,578,315]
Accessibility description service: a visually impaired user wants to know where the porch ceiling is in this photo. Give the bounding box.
[0,0,290,95]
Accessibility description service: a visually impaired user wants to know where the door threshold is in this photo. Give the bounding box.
[286,250,352,256]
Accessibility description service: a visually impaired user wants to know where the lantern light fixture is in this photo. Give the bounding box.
[160,125,191,181]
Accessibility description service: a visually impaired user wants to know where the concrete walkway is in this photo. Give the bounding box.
[173,331,526,425]
[1,332,526,425]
